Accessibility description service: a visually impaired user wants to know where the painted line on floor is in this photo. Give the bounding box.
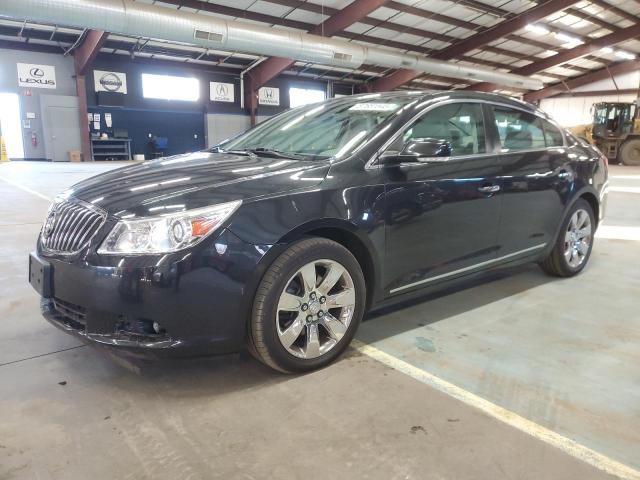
[0,175,53,202]
[610,175,640,180]
[352,339,640,480]
[609,186,640,194]
[596,225,640,242]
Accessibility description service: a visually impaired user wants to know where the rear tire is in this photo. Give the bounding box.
[249,238,366,373]
[619,139,640,166]
[540,199,595,277]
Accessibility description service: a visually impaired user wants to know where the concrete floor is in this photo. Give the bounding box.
[1,161,639,480]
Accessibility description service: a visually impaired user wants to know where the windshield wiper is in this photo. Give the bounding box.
[244,148,306,160]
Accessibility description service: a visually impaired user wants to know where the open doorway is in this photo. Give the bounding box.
[0,92,25,159]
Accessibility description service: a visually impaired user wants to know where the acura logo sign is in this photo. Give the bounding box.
[216,83,228,96]
[210,82,234,102]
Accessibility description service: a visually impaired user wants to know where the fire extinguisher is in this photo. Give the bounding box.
[31,131,38,148]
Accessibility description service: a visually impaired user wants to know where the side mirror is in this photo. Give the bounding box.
[379,138,452,165]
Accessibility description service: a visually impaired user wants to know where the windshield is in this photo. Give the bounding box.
[216,96,418,160]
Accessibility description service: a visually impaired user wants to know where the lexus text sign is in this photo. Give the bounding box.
[17,64,57,89]
[94,70,128,94]
[258,87,280,106]
[210,82,234,102]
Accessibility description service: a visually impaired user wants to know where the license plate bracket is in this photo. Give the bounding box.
[29,252,52,298]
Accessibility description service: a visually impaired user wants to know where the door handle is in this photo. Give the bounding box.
[478,185,500,193]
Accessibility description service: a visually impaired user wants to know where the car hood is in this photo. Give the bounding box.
[64,151,331,218]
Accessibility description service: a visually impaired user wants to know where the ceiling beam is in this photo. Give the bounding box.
[73,29,108,75]
[548,88,639,97]
[523,60,640,102]
[245,0,390,90]
[261,0,601,72]
[471,23,640,91]
[432,0,580,60]
[586,0,639,23]
[370,0,581,92]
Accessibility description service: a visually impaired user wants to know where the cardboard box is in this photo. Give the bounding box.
[68,150,81,162]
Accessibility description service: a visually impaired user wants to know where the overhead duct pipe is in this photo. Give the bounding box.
[0,0,544,91]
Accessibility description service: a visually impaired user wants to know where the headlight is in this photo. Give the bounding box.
[97,200,241,255]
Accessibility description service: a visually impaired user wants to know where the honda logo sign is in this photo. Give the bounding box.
[258,87,280,106]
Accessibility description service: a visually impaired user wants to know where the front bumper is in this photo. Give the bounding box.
[33,228,275,357]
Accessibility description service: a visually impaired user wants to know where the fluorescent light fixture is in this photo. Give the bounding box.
[600,46,614,54]
[525,24,549,35]
[615,50,636,60]
[555,32,583,45]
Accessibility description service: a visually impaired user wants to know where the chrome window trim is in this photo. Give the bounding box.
[389,243,547,294]
[365,98,567,170]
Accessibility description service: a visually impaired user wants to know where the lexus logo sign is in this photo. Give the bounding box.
[93,70,127,94]
[210,82,234,102]
[17,63,57,89]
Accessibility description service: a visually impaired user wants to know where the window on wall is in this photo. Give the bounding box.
[141,74,199,102]
[492,106,546,151]
[289,87,325,108]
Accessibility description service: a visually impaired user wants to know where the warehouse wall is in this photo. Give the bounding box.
[0,48,78,160]
[86,56,337,157]
[540,71,640,127]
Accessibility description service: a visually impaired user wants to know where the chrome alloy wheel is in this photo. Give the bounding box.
[276,259,356,359]
[564,208,592,268]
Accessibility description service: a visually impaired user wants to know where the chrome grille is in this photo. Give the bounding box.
[41,200,107,254]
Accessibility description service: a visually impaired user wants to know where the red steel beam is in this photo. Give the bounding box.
[246,0,390,90]
[548,88,640,97]
[471,23,640,92]
[523,60,640,102]
[73,30,108,161]
[73,29,109,75]
[370,0,581,92]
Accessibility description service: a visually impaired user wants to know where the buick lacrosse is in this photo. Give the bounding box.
[29,91,608,372]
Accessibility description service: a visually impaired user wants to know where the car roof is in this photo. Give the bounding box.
[327,90,539,114]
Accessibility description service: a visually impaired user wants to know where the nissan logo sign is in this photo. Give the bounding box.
[99,73,123,92]
[30,68,44,78]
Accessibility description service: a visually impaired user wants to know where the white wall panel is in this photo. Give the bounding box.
[540,94,637,127]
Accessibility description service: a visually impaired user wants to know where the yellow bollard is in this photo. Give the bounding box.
[0,136,9,162]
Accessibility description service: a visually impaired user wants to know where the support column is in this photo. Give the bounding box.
[75,74,91,162]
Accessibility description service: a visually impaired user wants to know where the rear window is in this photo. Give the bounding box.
[542,119,564,147]
[492,106,546,151]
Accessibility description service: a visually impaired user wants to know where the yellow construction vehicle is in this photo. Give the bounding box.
[570,101,640,165]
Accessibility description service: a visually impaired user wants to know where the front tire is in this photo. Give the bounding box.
[249,238,366,373]
[540,199,595,277]
[619,139,640,166]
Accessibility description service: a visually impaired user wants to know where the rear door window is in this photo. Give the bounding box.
[541,119,564,147]
[492,106,546,152]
